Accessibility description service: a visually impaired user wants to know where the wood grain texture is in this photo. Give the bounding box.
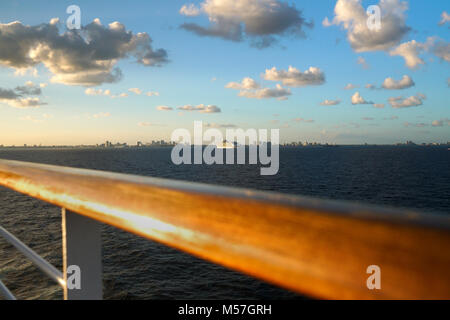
[0,159,449,299]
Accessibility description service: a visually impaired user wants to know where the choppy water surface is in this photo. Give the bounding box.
[0,146,448,299]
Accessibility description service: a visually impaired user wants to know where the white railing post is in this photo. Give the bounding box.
[62,208,103,300]
[0,279,16,300]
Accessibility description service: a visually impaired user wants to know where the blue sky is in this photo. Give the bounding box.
[0,0,448,145]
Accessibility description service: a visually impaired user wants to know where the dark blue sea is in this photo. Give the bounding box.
[0,146,449,299]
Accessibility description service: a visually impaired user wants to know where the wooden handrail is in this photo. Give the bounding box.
[0,159,449,299]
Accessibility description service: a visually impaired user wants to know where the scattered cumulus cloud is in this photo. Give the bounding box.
[180,4,201,17]
[0,83,46,108]
[344,83,358,90]
[389,37,434,69]
[156,105,173,111]
[146,91,160,96]
[388,37,449,69]
[0,19,168,86]
[238,84,291,100]
[431,118,450,127]
[14,67,38,77]
[263,66,325,87]
[226,77,291,100]
[433,41,450,63]
[177,104,221,113]
[85,88,111,96]
[320,99,341,106]
[351,92,373,105]
[179,0,312,48]
[382,75,415,89]
[438,11,450,26]
[111,93,128,99]
[129,88,142,95]
[324,0,410,52]
[225,77,260,90]
[388,93,426,108]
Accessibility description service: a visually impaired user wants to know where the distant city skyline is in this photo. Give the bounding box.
[0,0,449,145]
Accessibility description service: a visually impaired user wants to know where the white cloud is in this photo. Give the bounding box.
[85,88,111,96]
[388,93,426,108]
[238,84,291,100]
[180,4,201,17]
[146,91,160,96]
[344,83,358,90]
[374,103,385,109]
[111,93,128,99]
[322,17,332,27]
[438,11,450,26]
[177,104,221,113]
[0,83,46,108]
[320,99,341,106]
[14,67,38,77]
[433,41,450,63]
[263,66,325,87]
[0,20,168,86]
[7,97,45,108]
[129,88,142,95]
[225,77,260,90]
[351,92,373,105]
[381,75,415,89]
[389,38,434,69]
[324,0,410,52]
[357,56,369,69]
[179,0,312,48]
[226,76,291,100]
[432,118,450,127]
[156,105,173,111]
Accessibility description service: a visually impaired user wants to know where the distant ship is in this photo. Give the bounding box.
[216,140,235,149]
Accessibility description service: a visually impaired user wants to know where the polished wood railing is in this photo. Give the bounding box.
[0,159,449,299]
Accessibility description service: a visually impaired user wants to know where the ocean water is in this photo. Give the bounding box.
[0,146,449,299]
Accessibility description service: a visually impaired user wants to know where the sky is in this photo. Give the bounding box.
[0,0,448,145]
